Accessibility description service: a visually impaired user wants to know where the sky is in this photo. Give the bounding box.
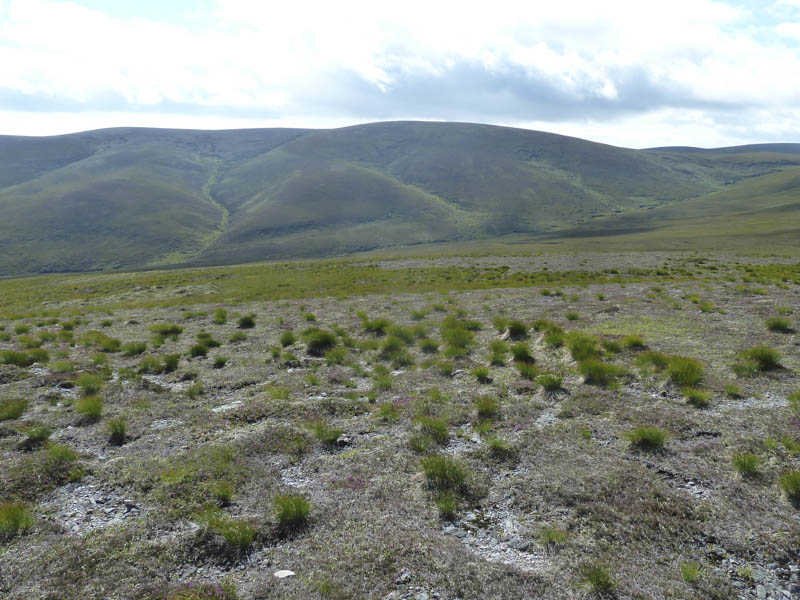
[1,0,800,148]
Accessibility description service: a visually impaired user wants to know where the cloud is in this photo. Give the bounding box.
[0,0,799,147]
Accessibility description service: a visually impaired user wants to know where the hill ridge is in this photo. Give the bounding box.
[1,121,800,276]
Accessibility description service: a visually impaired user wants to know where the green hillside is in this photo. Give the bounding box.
[0,122,798,275]
[546,166,800,250]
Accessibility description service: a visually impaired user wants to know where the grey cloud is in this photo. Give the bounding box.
[0,58,754,124]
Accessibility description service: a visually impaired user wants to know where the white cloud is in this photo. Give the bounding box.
[0,0,799,146]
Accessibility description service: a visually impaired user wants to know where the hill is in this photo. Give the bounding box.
[1,122,799,275]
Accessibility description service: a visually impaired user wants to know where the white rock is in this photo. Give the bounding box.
[274,570,295,579]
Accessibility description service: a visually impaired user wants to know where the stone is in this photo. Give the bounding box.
[274,570,295,579]
[509,538,531,552]
[756,584,766,599]
[395,569,411,584]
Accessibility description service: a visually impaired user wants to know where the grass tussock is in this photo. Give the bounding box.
[0,502,34,541]
[420,454,469,493]
[624,426,669,451]
[274,493,311,529]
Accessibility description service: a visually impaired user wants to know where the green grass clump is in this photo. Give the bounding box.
[732,360,760,378]
[621,334,646,350]
[475,396,500,420]
[683,387,712,408]
[81,330,121,352]
[17,335,42,349]
[122,341,147,356]
[731,452,761,478]
[51,360,75,372]
[362,316,392,336]
[565,311,579,321]
[376,402,400,422]
[149,323,184,340]
[680,561,702,584]
[624,426,669,451]
[472,366,492,384]
[76,373,104,396]
[274,493,311,529]
[139,353,180,374]
[487,436,513,458]
[538,372,563,391]
[637,350,670,370]
[1,350,35,367]
[581,563,616,594]
[739,346,782,371]
[189,343,209,358]
[308,421,343,446]
[788,391,800,415]
[516,361,539,381]
[410,309,429,321]
[279,330,296,347]
[579,360,624,387]
[667,356,704,386]
[0,502,34,541]
[488,340,508,363]
[75,395,103,421]
[107,416,127,445]
[386,325,415,345]
[491,316,509,333]
[779,471,800,503]
[510,343,534,364]
[415,416,450,445]
[419,338,439,354]
[27,348,50,364]
[0,398,28,421]
[421,454,468,493]
[213,308,228,324]
[544,331,565,348]
[162,581,239,600]
[766,317,793,332]
[323,346,348,366]
[211,481,234,507]
[507,320,528,339]
[195,507,255,549]
[436,360,455,377]
[303,328,337,356]
[724,383,745,398]
[440,315,476,357]
[435,492,458,520]
[213,356,228,369]
[20,425,52,449]
[196,332,222,348]
[379,335,414,367]
[539,526,568,546]
[566,333,602,362]
[237,315,255,329]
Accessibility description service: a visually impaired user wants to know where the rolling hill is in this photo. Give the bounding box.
[0,121,799,276]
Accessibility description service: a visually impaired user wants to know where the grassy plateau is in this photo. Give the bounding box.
[0,247,798,599]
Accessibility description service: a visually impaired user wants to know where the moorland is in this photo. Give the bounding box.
[0,123,799,600]
[0,241,799,600]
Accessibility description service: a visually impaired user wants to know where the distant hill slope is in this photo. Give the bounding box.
[0,121,798,275]
[550,166,800,249]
